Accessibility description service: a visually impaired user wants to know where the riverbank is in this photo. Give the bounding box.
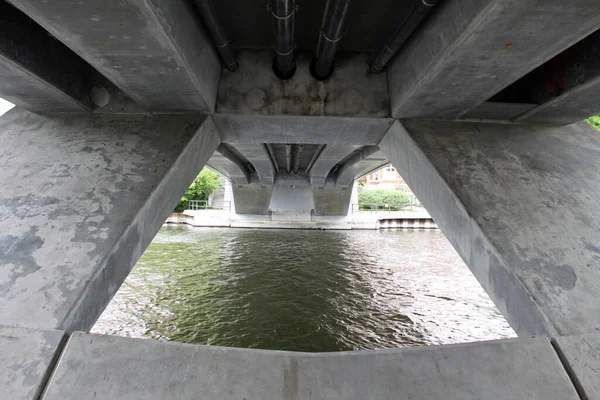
[165,210,438,230]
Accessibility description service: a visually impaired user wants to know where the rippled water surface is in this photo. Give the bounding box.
[93,227,515,351]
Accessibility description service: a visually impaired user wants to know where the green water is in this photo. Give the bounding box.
[93,227,515,352]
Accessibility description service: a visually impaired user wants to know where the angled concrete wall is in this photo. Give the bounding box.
[0,109,219,332]
[380,120,600,337]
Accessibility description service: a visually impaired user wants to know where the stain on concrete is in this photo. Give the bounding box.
[0,226,44,293]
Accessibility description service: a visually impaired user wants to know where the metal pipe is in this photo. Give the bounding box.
[193,0,239,71]
[269,0,297,79]
[293,145,304,174]
[370,0,439,73]
[311,0,351,81]
[285,144,292,174]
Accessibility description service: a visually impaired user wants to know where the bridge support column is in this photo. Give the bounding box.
[380,120,600,338]
[312,185,353,217]
[232,184,273,215]
[0,109,220,332]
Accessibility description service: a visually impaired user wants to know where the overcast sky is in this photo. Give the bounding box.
[0,98,14,117]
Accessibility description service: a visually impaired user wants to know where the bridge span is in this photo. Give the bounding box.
[1,0,600,398]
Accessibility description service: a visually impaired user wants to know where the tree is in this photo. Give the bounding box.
[174,168,221,212]
[587,115,600,131]
[358,189,411,210]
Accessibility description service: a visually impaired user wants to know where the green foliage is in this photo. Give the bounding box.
[358,189,411,210]
[174,168,221,212]
[586,115,600,131]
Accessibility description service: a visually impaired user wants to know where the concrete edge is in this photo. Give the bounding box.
[379,120,558,337]
[551,338,591,400]
[57,115,220,332]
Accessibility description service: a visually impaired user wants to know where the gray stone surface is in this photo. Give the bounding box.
[554,333,600,400]
[43,333,579,400]
[213,114,394,146]
[389,0,600,119]
[381,119,600,337]
[0,109,219,332]
[0,325,65,400]
[217,50,389,118]
[9,0,221,112]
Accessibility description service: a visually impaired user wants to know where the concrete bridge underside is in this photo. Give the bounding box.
[1,0,600,398]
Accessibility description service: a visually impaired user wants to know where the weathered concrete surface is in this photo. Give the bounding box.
[217,50,389,118]
[389,0,600,119]
[313,186,353,217]
[232,184,273,215]
[43,333,579,399]
[554,333,600,400]
[380,120,600,337]
[213,115,394,146]
[0,325,65,400]
[9,0,221,112]
[0,109,219,332]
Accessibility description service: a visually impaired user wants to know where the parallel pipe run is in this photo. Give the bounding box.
[311,0,351,81]
[269,0,297,79]
[293,145,304,174]
[370,0,439,73]
[193,0,239,71]
[285,144,292,174]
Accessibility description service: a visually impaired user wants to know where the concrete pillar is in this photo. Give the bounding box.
[312,185,354,216]
[232,184,273,215]
[380,120,600,337]
[0,109,220,332]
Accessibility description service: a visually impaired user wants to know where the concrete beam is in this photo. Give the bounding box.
[42,333,579,400]
[313,185,353,216]
[206,151,249,185]
[217,50,389,118]
[554,333,600,399]
[380,119,600,337]
[9,0,221,112]
[213,115,394,145]
[0,109,219,332]
[335,147,388,187]
[232,184,273,215]
[389,0,600,119]
[0,1,94,111]
[309,145,360,187]
[232,144,275,186]
[0,325,66,400]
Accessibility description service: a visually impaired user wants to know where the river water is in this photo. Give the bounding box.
[92,227,515,352]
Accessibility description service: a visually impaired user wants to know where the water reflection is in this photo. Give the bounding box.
[93,227,515,351]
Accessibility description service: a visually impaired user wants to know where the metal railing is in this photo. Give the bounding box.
[187,200,232,211]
